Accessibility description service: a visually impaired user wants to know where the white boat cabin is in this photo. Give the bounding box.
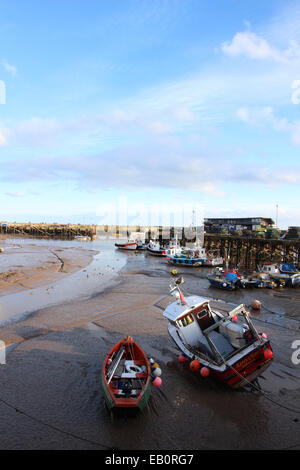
[259,264,280,275]
[163,295,255,363]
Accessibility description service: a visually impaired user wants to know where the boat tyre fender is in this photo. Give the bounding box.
[125,363,143,374]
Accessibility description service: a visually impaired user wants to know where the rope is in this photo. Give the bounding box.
[0,396,117,449]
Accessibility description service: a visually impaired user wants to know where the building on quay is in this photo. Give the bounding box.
[204,217,275,234]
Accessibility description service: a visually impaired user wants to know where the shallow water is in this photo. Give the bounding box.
[0,238,127,326]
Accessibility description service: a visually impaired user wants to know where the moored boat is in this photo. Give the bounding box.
[146,240,166,256]
[115,241,138,250]
[207,268,245,290]
[167,245,223,267]
[102,336,152,411]
[163,278,273,389]
[164,238,182,258]
[74,235,91,241]
[258,263,300,287]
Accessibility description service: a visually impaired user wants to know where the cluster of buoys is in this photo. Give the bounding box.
[149,358,162,387]
[178,355,210,378]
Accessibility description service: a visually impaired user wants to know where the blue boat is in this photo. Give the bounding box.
[167,247,223,267]
[259,264,300,287]
[207,269,245,290]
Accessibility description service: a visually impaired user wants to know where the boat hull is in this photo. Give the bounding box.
[167,257,204,267]
[102,374,152,411]
[147,247,165,256]
[207,277,238,290]
[115,242,138,251]
[211,342,273,388]
[102,336,152,411]
[167,323,272,389]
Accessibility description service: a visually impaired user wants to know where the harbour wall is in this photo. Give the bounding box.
[0,223,299,268]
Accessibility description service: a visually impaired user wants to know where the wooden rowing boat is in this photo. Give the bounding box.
[102,336,152,411]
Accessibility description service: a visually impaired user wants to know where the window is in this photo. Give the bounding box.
[177,314,194,327]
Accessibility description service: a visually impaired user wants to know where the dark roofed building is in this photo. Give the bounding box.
[204,217,275,234]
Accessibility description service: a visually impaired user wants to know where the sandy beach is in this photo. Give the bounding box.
[0,239,300,450]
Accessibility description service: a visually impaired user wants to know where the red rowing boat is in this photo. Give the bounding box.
[102,336,152,411]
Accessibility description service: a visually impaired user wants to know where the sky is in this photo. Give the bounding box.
[0,0,300,228]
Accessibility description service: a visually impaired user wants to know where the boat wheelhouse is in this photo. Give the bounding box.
[163,279,273,388]
[146,240,166,256]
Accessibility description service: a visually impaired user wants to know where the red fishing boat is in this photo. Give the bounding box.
[163,277,273,389]
[115,241,138,250]
[102,336,152,411]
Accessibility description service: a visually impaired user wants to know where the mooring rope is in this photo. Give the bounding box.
[0,395,117,450]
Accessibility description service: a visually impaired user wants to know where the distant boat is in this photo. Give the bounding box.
[258,263,300,287]
[115,241,138,251]
[146,240,166,256]
[102,336,152,411]
[167,247,223,267]
[163,278,273,389]
[164,238,182,258]
[207,268,246,290]
[74,235,91,241]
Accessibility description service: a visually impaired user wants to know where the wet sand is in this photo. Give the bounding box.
[0,240,98,296]
[0,241,300,450]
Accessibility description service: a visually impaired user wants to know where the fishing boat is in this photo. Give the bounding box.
[74,235,91,241]
[167,246,223,267]
[164,238,182,258]
[102,336,152,411]
[147,240,166,256]
[163,277,273,389]
[115,241,138,250]
[258,263,300,287]
[207,268,246,290]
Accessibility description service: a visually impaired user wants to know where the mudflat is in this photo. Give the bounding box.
[0,239,299,450]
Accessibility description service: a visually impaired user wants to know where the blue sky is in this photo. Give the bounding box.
[0,0,300,228]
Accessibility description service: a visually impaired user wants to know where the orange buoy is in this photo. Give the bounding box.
[200,367,210,377]
[251,300,262,310]
[264,349,273,360]
[189,359,201,372]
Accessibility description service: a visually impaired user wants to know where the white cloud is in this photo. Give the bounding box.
[0,132,7,146]
[222,31,300,64]
[4,192,23,198]
[1,59,17,77]
[236,106,300,146]
[0,127,10,146]
[236,106,273,126]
